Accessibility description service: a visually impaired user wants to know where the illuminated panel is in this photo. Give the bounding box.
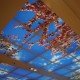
[0,0,80,80]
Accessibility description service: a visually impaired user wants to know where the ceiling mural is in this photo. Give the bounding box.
[0,0,80,80]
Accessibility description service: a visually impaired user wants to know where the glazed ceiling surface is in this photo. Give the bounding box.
[0,0,80,80]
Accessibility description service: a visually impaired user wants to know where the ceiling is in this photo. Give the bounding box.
[0,0,80,80]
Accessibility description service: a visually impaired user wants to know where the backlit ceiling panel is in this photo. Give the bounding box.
[0,0,80,80]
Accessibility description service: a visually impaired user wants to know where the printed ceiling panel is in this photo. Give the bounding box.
[0,0,80,80]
